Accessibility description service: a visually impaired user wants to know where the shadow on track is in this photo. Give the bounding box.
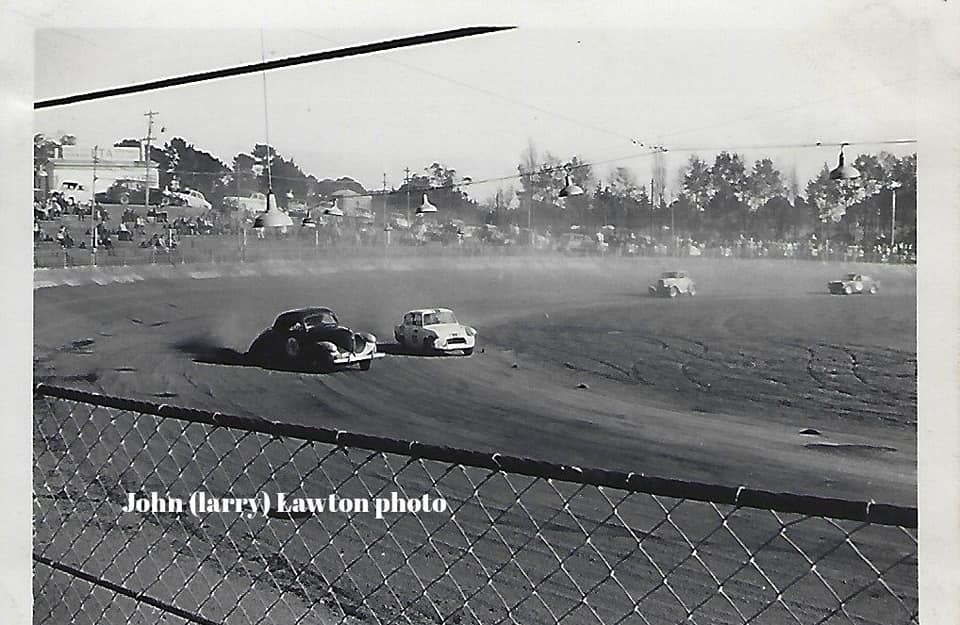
[173,336,355,374]
[376,341,471,357]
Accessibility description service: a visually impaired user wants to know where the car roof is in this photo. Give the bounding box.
[276,307,336,318]
[406,308,453,315]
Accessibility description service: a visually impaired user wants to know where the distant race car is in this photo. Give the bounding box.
[247,307,382,370]
[649,271,697,297]
[394,308,477,355]
[828,273,879,295]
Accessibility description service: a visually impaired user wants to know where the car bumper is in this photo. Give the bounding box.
[432,336,476,351]
[331,350,384,364]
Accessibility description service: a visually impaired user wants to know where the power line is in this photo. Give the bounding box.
[654,76,917,142]
[294,29,650,148]
[158,136,915,199]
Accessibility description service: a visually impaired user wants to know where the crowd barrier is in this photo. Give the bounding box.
[34,384,917,624]
[34,233,916,269]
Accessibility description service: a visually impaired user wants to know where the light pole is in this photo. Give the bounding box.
[670,201,676,257]
[90,145,99,264]
[649,178,655,243]
[143,111,157,209]
[889,181,902,247]
[404,167,411,227]
[829,143,860,260]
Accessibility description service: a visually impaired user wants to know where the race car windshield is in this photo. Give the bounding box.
[844,274,858,280]
[303,312,337,329]
[424,311,457,325]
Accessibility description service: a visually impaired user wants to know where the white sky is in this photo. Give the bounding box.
[34,2,919,199]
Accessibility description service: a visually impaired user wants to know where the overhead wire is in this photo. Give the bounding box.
[159,136,915,200]
[292,29,651,148]
[40,26,916,199]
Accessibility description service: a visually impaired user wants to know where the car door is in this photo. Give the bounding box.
[409,313,422,345]
[399,313,412,343]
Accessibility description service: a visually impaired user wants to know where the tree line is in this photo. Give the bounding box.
[34,132,916,244]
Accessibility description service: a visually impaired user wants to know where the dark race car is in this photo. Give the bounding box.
[246,307,382,371]
[827,273,879,295]
[95,179,178,207]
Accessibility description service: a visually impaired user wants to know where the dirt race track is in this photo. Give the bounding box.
[34,254,917,507]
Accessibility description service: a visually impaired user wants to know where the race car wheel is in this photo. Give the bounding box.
[359,359,372,371]
[687,284,697,297]
[119,192,131,205]
[285,337,301,359]
[843,285,853,295]
[868,285,878,294]
[463,347,474,356]
[423,338,433,353]
[669,286,679,298]
[160,196,170,207]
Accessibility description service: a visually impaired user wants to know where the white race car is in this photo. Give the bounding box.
[394,308,477,355]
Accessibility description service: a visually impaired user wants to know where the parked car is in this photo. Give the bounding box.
[477,224,513,246]
[51,180,93,206]
[223,192,268,214]
[286,200,309,218]
[394,308,476,355]
[389,212,410,230]
[246,307,382,371]
[828,273,879,295]
[649,271,697,297]
[557,232,608,255]
[94,180,169,206]
[169,188,212,213]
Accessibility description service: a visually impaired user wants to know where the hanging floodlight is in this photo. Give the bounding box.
[253,191,294,228]
[251,34,292,230]
[417,193,438,214]
[829,144,860,181]
[559,174,585,198]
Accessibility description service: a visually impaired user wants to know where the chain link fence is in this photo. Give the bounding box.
[33,384,918,625]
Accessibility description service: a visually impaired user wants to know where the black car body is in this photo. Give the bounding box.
[95,180,176,206]
[247,307,382,371]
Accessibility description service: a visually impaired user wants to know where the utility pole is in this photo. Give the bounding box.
[404,167,411,226]
[143,110,158,209]
[649,178,655,243]
[670,202,676,257]
[91,145,99,262]
[382,172,388,246]
[886,181,902,249]
[889,187,897,247]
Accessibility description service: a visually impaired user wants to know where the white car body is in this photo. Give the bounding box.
[224,192,268,214]
[172,188,212,213]
[54,180,92,205]
[394,308,477,354]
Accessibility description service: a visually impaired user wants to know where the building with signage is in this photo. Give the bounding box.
[45,144,160,198]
